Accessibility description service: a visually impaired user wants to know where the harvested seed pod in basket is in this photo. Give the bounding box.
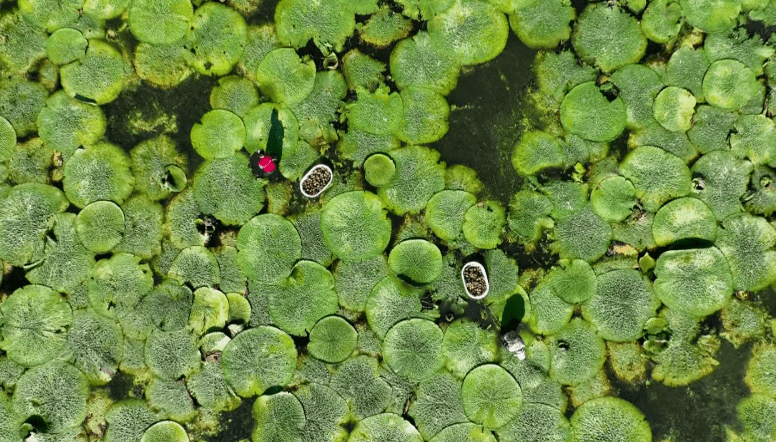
[300,164,333,198]
[462,261,489,300]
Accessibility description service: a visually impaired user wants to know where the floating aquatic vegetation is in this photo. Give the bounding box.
[583,269,659,342]
[561,82,626,143]
[572,3,646,73]
[570,397,652,442]
[509,0,575,50]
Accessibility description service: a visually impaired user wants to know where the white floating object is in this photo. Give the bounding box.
[300,164,333,198]
[461,261,489,300]
[502,330,526,360]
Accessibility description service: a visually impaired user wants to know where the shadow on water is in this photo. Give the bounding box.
[430,32,537,204]
[612,340,751,442]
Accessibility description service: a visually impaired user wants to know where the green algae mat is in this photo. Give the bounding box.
[1,0,776,441]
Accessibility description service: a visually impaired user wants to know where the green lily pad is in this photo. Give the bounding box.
[275,0,356,52]
[19,0,82,32]
[642,0,682,43]
[145,329,200,381]
[548,318,606,386]
[141,421,188,442]
[251,392,305,442]
[192,153,265,225]
[427,0,509,66]
[561,82,627,142]
[37,91,106,160]
[665,47,709,102]
[703,59,760,111]
[687,105,737,154]
[619,145,691,212]
[389,32,461,95]
[583,269,659,341]
[383,318,444,382]
[191,110,245,160]
[128,0,192,44]
[67,309,123,385]
[221,326,297,397]
[528,282,574,335]
[511,131,565,176]
[75,200,125,253]
[330,355,392,418]
[463,200,506,249]
[716,213,776,292]
[0,285,72,367]
[348,86,404,136]
[679,0,740,32]
[572,4,647,73]
[655,247,733,318]
[461,364,522,429]
[0,79,48,138]
[184,2,247,76]
[378,146,446,215]
[652,197,717,246]
[0,183,69,266]
[397,87,450,144]
[348,413,422,442]
[133,42,194,89]
[88,253,153,319]
[46,28,87,65]
[364,153,396,187]
[552,206,611,262]
[509,0,575,49]
[256,48,316,105]
[389,239,443,285]
[427,190,477,242]
[63,142,134,208]
[441,319,498,378]
[590,175,637,222]
[570,397,651,442]
[60,39,129,105]
[129,135,188,201]
[12,361,89,432]
[321,191,391,261]
[268,260,339,336]
[691,150,752,219]
[653,86,696,133]
[209,75,259,118]
[104,400,159,442]
[308,315,358,363]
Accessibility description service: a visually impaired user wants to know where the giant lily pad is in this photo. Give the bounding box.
[561,82,626,143]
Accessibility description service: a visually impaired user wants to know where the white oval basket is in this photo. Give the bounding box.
[300,164,333,198]
[461,261,489,300]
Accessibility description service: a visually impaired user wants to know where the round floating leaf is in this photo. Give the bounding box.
[19,0,82,32]
[528,282,574,335]
[169,246,220,290]
[188,287,228,336]
[114,195,164,259]
[83,0,131,20]
[191,110,245,160]
[511,131,565,176]
[395,0,454,20]
[509,0,576,49]
[691,150,752,220]
[334,255,389,312]
[60,39,129,105]
[745,343,776,398]
[642,0,682,44]
[348,413,422,442]
[244,103,299,155]
[184,2,247,76]
[0,183,69,266]
[427,0,508,66]
[293,383,349,442]
[397,87,449,144]
[187,360,240,412]
[655,248,733,317]
[37,91,105,160]
[67,309,123,386]
[572,4,647,72]
[321,191,391,261]
[46,28,87,65]
[388,239,443,285]
[408,372,467,439]
[348,86,404,136]
[12,361,89,432]
[0,285,72,367]
[0,116,15,162]
[294,211,334,267]
[129,136,187,201]
[441,319,498,378]
[145,329,200,381]
[582,269,659,341]
[26,213,95,294]
[431,423,496,442]
[330,356,392,419]
[590,176,637,222]
[495,402,571,442]
[237,213,301,284]
[547,258,596,304]
[737,393,776,442]
[256,48,316,105]
[0,79,48,138]
[461,364,522,429]
[308,315,358,363]
[146,378,196,422]
[548,318,606,385]
[133,42,193,89]
[192,153,265,225]
[209,75,259,118]
[561,82,626,142]
[427,190,476,242]
[715,213,776,292]
[653,86,696,133]
[610,64,664,130]
[703,59,760,111]
[365,275,424,338]
[141,421,188,442]
[221,326,297,397]
[275,0,356,52]
[378,146,446,215]
[128,0,192,44]
[104,400,159,442]
[390,32,461,95]
[63,142,134,208]
[570,397,651,442]
[359,7,413,48]
[619,145,690,212]
[251,392,305,442]
[651,197,717,246]
[364,153,396,187]
[679,0,740,32]
[268,260,339,336]
[75,200,125,253]
[552,206,611,262]
[462,200,506,249]
[88,253,153,319]
[383,318,443,382]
